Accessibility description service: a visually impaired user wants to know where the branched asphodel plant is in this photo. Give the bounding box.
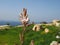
[20,8,29,31]
[19,8,29,45]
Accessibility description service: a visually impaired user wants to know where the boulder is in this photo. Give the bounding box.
[32,24,40,31]
[44,28,49,33]
[50,41,58,45]
[52,20,60,26]
[55,23,60,27]
[30,40,34,45]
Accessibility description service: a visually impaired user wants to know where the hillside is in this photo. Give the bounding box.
[0,24,60,45]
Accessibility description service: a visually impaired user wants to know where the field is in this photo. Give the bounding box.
[0,24,60,45]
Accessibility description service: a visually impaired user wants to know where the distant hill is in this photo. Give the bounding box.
[0,21,22,26]
[0,20,45,26]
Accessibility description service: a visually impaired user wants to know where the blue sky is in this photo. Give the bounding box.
[0,0,60,22]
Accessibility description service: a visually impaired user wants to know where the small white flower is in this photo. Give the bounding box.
[56,35,60,39]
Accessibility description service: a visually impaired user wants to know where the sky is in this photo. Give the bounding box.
[0,0,60,22]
